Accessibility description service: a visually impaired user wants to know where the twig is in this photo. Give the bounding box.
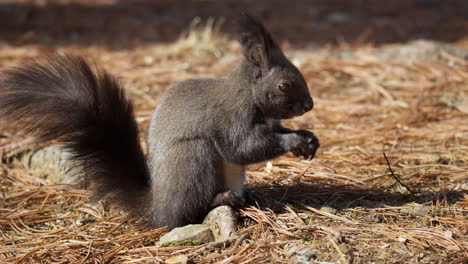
[383,152,416,193]
[80,240,94,264]
[305,206,358,225]
[186,234,248,258]
[291,161,314,182]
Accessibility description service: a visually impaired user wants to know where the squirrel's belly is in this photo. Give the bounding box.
[223,161,245,194]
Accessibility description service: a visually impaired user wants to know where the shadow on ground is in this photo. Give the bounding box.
[247,183,467,212]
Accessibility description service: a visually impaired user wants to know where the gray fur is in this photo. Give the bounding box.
[145,14,319,227]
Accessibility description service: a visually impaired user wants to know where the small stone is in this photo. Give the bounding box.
[159,224,214,246]
[319,206,337,215]
[143,56,154,65]
[165,255,188,264]
[413,206,431,216]
[284,243,317,264]
[203,206,237,241]
[400,203,430,216]
[265,161,273,173]
[380,243,390,248]
[363,213,382,223]
[443,230,452,239]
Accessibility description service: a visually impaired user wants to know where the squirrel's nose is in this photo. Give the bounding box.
[302,99,313,112]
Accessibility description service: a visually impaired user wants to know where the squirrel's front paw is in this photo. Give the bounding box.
[295,130,319,159]
[283,131,319,160]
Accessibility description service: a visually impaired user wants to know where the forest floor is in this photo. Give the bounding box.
[0,0,467,263]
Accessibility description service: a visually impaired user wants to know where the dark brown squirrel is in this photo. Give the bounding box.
[0,14,319,228]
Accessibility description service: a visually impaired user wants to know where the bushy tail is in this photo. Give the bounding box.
[0,55,151,215]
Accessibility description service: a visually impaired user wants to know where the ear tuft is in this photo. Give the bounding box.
[236,13,278,78]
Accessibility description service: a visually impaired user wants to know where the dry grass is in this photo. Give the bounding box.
[1,2,468,263]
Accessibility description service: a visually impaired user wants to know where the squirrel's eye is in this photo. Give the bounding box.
[278,83,290,92]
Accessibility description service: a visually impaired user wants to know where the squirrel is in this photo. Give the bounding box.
[0,14,319,228]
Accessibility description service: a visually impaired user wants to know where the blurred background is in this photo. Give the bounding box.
[1,0,467,49]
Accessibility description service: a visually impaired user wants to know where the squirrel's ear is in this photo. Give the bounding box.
[237,14,279,79]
